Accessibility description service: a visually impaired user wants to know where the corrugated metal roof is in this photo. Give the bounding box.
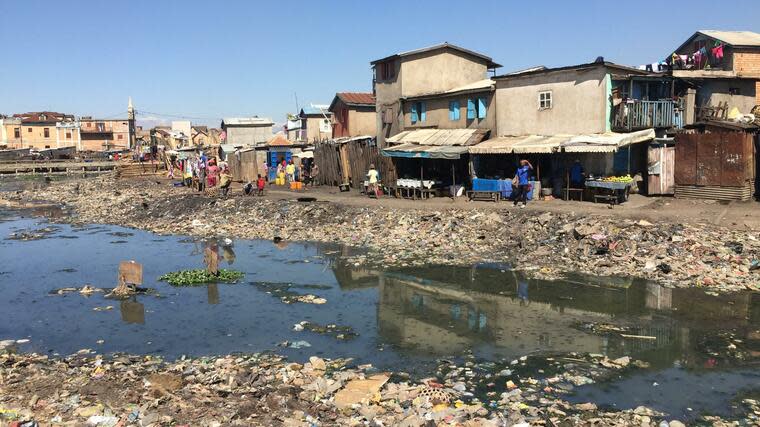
[371,42,501,69]
[387,129,488,147]
[267,134,293,147]
[470,135,571,154]
[698,30,760,47]
[404,79,494,100]
[300,106,332,116]
[337,92,375,106]
[471,129,655,154]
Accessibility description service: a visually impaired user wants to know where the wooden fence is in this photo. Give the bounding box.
[314,138,396,188]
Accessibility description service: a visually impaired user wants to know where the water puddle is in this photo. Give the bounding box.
[0,208,757,420]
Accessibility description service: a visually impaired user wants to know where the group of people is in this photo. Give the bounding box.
[266,159,319,187]
[171,152,233,196]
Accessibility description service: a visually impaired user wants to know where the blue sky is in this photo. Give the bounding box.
[2,0,759,127]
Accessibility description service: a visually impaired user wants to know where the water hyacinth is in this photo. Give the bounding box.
[158,269,244,286]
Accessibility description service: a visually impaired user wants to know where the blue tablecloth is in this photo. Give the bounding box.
[471,178,535,200]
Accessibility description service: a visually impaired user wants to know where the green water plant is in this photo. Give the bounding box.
[158,269,244,286]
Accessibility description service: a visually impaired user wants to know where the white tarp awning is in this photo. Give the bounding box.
[562,129,655,153]
[469,134,572,154]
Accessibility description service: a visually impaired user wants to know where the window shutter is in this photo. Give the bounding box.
[478,97,487,119]
[420,102,426,122]
[410,103,418,123]
[467,98,476,119]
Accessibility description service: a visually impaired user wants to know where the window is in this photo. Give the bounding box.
[118,134,123,140]
[449,100,460,121]
[410,101,426,123]
[28,128,32,133]
[14,128,20,138]
[44,128,50,138]
[467,97,488,119]
[378,60,396,81]
[65,132,71,139]
[539,91,552,110]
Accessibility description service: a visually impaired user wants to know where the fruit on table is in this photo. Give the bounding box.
[601,175,633,183]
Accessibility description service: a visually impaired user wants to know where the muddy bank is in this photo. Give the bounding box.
[2,175,759,292]
[1,351,756,426]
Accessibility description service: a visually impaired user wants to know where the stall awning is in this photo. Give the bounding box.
[469,134,572,154]
[562,129,655,153]
[383,128,488,160]
[382,143,469,159]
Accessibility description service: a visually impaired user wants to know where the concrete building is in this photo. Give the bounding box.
[371,43,501,146]
[0,117,23,148]
[328,92,376,138]
[299,106,333,143]
[79,118,130,151]
[12,112,76,150]
[221,117,274,147]
[669,30,760,120]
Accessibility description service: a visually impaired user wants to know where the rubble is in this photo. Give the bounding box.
[1,351,756,426]
[4,175,758,293]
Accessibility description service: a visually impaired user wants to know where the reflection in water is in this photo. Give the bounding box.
[222,246,236,265]
[120,299,145,324]
[372,265,759,371]
[207,283,219,305]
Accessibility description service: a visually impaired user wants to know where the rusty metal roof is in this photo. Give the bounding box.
[337,92,375,106]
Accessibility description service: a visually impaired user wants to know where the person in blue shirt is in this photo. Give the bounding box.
[513,159,533,207]
[570,159,585,188]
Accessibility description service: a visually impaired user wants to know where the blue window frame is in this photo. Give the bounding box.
[449,100,460,120]
[411,101,426,123]
[467,97,488,119]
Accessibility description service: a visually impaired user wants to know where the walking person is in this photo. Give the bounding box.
[513,159,533,208]
[367,164,380,197]
[285,160,296,184]
[310,164,319,187]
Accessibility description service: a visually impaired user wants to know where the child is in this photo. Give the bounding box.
[256,174,266,196]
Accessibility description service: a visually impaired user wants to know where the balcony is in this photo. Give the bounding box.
[612,100,682,132]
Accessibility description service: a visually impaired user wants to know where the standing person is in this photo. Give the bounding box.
[513,159,533,208]
[256,174,266,196]
[570,159,585,188]
[197,156,206,192]
[261,161,269,182]
[367,164,380,196]
[183,160,193,187]
[207,158,220,187]
[310,164,319,187]
[285,160,296,184]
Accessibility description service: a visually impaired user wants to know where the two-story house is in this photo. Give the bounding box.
[12,112,79,150]
[328,92,376,138]
[371,43,501,147]
[79,117,131,151]
[669,30,760,121]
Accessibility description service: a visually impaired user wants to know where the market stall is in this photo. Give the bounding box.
[584,176,633,204]
[382,129,487,199]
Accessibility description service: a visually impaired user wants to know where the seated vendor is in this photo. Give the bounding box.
[570,159,585,188]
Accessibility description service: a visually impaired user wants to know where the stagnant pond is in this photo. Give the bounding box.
[0,203,758,421]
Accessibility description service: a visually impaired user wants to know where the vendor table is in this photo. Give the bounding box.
[585,180,631,204]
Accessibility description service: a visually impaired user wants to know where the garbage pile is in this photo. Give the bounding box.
[5,176,759,293]
[2,351,755,426]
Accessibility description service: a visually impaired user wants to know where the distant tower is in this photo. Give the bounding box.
[127,97,136,150]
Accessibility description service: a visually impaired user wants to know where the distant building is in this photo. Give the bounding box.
[79,118,130,151]
[298,106,333,142]
[328,92,376,138]
[0,117,23,148]
[12,111,78,150]
[221,117,274,147]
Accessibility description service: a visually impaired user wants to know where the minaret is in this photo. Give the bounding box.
[127,97,136,150]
